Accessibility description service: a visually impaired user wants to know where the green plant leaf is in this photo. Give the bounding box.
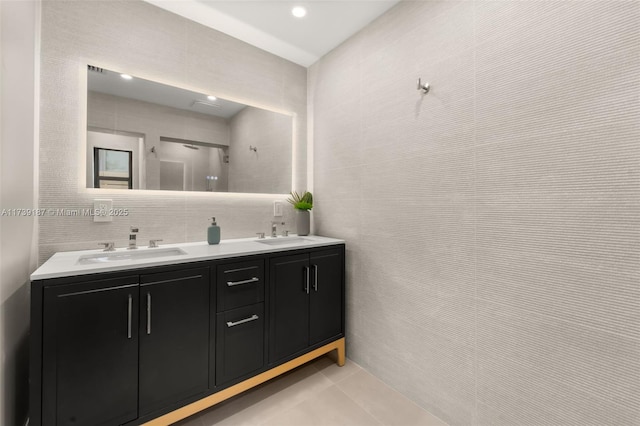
[287,191,313,210]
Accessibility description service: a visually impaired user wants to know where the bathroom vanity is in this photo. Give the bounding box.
[29,236,345,426]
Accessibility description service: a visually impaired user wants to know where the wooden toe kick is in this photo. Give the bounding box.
[143,337,346,426]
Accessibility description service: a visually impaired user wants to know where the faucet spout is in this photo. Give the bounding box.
[128,226,139,250]
[271,221,284,238]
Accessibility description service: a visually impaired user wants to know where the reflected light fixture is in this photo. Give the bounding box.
[120,74,133,80]
[291,6,307,18]
[207,95,217,101]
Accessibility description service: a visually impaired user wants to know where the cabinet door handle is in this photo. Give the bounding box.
[227,277,259,287]
[146,292,152,335]
[226,314,259,328]
[304,266,310,294]
[127,294,132,339]
[313,264,318,292]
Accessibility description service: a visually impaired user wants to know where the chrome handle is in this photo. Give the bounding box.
[227,277,259,287]
[305,266,310,294]
[146,292,152,335]
[226,314,259,328]
[127,294,132,339]
[313,264,318,292]
[148,239,163,248]
[99,242,115,252]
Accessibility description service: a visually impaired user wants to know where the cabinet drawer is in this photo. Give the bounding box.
[216,303,265,385]
[216,259,264,312]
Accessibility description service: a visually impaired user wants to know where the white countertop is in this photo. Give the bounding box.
[31,235,345,280]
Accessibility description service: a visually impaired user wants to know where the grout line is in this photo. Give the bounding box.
[336,367,450,426]
[313,356,362,385]
[330,385,386,426]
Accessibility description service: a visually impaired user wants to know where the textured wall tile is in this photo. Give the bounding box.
[477,300,640,410]
[476,402,524,426]
[39,0,306,263]
[476,246,639,339]
[475,1,565,46]
[477,351,639,426]
[311,0,640,425]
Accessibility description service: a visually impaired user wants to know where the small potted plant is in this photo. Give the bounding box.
[287,191,312,236]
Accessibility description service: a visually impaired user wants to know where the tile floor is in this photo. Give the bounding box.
[176,355,448,426]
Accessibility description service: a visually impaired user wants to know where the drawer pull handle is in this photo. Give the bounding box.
[227,277,259,287]
[226,314,259,328]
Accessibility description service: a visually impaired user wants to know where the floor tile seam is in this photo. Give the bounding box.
[328,384,386,426]
[335,367,449,426]
[316,357,363,384]
[253,383,383,426]
[246,367,336,425]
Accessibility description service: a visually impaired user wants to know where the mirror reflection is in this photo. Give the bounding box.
[86,66,293,194]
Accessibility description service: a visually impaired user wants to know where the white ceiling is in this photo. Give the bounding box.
[143,0,401,66]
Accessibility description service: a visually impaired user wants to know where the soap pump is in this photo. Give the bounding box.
[208,217,221,245]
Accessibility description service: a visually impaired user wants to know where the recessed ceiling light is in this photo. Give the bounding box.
[207,95,217,101]
[120,74,133,80]
[291,6,307,18]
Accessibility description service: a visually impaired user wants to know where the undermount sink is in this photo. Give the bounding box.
[77,247,187,264]
[256,237,310,246]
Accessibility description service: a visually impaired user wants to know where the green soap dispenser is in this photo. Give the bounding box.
[208,217,220,245]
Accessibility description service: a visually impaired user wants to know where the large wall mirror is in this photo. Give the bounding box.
[86,65,293,194]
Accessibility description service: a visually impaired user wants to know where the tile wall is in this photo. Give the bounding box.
[229,107,292,194]
[38,0,307,263]
[309,1,640,425]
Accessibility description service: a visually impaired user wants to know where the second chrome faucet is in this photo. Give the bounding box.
[128,226,139,249]
[271,221,285,237]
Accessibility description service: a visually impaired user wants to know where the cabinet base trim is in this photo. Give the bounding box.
[142,337,346,426]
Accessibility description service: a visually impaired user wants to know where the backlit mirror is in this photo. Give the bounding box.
[86,66,293,194]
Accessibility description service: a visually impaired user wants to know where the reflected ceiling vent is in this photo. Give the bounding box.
[87,65,105,73]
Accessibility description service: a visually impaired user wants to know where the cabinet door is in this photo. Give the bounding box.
[216,303,265,385]
[139,267,210,416]
[268,253,310,363]
[42,277,139,426]
[309,248,344,345]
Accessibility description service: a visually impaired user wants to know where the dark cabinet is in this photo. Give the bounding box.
[269,247,344,364]
[38,267,210,426]
[216,303,265,384]
[32,243,344,426]
[216,259,264,311]
[309,250,344,345]
[215,260,266,385]
[42,276,139,426]
[138,267,210,416]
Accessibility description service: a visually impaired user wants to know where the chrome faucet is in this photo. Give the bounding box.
[98,242,115,252]
[271,221,284,238]
[128,226,139,249]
